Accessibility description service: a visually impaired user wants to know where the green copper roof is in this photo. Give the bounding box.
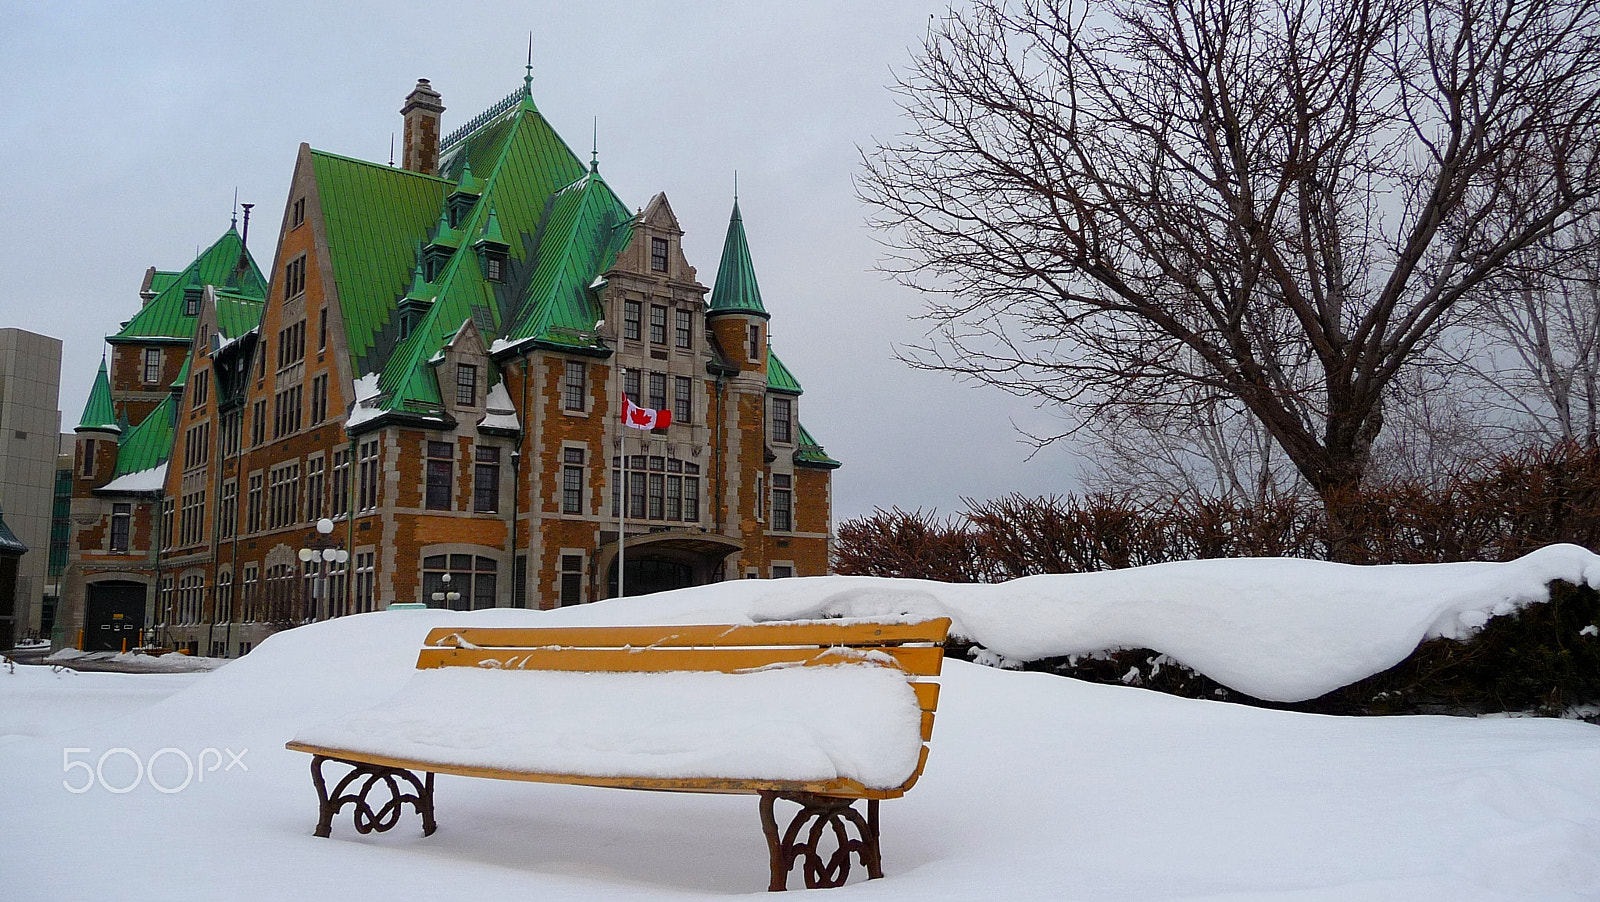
[767,348,803,394]
[147,271,181,296]
[76,358,119,433]
[0,509,26,555]
[374,98,606,414]
[310,149,450,374]
[169,353,191,390]
[502,170,632,350]
[794,423,840,469]
[110,226,266,343]
[111,393,175,478]
[708,199,769,318]
[214,290,266,340]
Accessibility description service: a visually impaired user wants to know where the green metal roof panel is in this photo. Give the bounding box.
[169,353,191,390]
[213,290,266,340]
[794,422,841,469]
[708,199,768,317]
[767,348,803,395]
[76,359,119,432]
[378,100,609,413]
[504,170,632,348]
[148,271,181,295]
[0,510,27,555]
[309,149,451,375]
[112,393,175,477]
[111,227,266,342]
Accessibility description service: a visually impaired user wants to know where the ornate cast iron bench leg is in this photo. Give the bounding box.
[759,791,882,891]
[311,755,437,838]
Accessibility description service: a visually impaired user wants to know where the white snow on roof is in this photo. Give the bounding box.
[478,381,520,431]
[343,372,383,429]
[96,463,167,494]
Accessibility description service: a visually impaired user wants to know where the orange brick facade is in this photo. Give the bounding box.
[56,84,838,657]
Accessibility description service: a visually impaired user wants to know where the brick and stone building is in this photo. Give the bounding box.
[55,74,839,655]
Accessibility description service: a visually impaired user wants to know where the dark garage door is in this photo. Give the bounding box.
[84,582,147,652]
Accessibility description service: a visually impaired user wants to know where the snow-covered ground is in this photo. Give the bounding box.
[4,549,1600,899]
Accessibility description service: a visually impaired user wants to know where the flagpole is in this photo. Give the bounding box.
[617,365,626,600]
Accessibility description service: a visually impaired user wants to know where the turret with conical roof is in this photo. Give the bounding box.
[73,357,122,489]
[76,358,119,435]
[707,198,771,376]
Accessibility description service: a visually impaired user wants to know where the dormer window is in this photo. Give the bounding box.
[484,253,505,283]
[651,237,669,273]
[185,293,201,316]
[456,363,478,406]
[448,194,476,229]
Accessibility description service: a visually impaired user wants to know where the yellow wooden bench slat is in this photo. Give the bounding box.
[414,643,947,676]
[912,681,940,712]
[284,740,914,800]
[422,618,952,651]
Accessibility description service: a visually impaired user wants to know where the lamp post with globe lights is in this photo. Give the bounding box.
[298,518,350,621]
[431,572,462,609]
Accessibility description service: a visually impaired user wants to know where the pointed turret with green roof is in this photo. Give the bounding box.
[75,358,119,434]
[708,199,770,319]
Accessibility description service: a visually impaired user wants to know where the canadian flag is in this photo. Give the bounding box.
[622,396,672,430]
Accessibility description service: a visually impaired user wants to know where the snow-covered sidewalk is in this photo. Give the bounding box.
[4,550,1599,899]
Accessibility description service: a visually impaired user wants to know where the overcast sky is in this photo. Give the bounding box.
[0,0,1088,521]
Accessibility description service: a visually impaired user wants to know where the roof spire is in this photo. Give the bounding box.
[590,117,599,173]
[708,193,769,318]
[231,187,238,229]
[524,32,534,97]
[734,170,739,203]
[76,356,120,434]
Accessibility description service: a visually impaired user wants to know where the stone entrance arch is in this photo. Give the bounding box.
[594,530,742,599]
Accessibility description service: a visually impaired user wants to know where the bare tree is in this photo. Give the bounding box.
[861,0,1600,555]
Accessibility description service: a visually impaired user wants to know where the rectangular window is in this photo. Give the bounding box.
[484,256,504,282]
[292,197,306,228]
[647,473,664,520]
[629,470,647,519]
[649,304,667,344]
[143,348,162,384]
[673,376,692,425]
[109,503,131,553]
[191,368,209,409]
[666,475,682,521]
[219,479,236,539]
[277,320,306,369]
[284,255,307,299]
[456,363,477,406]
[242,564,258,622]
[81,438,95,477]
[561,447,584,514]
[650,236,669,272]
[318,307,327,352]
[772,473,792,532]
[355,552,374,614]
[563,360,586,411]
[246,473,263,533]
[770,396,793,444]
[426,441,453,511]
[623,368,640,405]
[514,554,527,607]
[310,373,328,425]
[684,476,700,522]
[474,446,500,513]
[306,456,325,521]
[331,448,351,518]
[648,372,667,411]
[251,399,267,447]
[748,324,761,362]
[560,554,583,606]
[217,571,233,623]
[357,440,379,512]
[623,299,641,341]
[161,499,174,550]
[267,462,300,529]
[273,385,302,438]
[773,564,794,579]
[675,309,692,349]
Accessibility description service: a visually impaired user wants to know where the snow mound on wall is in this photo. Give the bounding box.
[506,543,1600,704]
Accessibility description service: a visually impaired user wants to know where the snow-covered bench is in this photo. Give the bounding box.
[286,619,950,891]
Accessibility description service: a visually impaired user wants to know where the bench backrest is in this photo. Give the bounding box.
[419,619,952,793]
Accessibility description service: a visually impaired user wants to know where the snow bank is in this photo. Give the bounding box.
[293,664,924,789]
[96,463,167,494]
[510,543,1600,703]
[46,649,229,673]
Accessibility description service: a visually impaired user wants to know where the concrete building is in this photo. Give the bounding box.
[0,328,63,645]
[56,74,839,656]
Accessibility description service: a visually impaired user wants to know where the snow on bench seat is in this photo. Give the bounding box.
[290,661,927,791]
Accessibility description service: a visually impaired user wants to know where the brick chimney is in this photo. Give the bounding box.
[401,79,445,176]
